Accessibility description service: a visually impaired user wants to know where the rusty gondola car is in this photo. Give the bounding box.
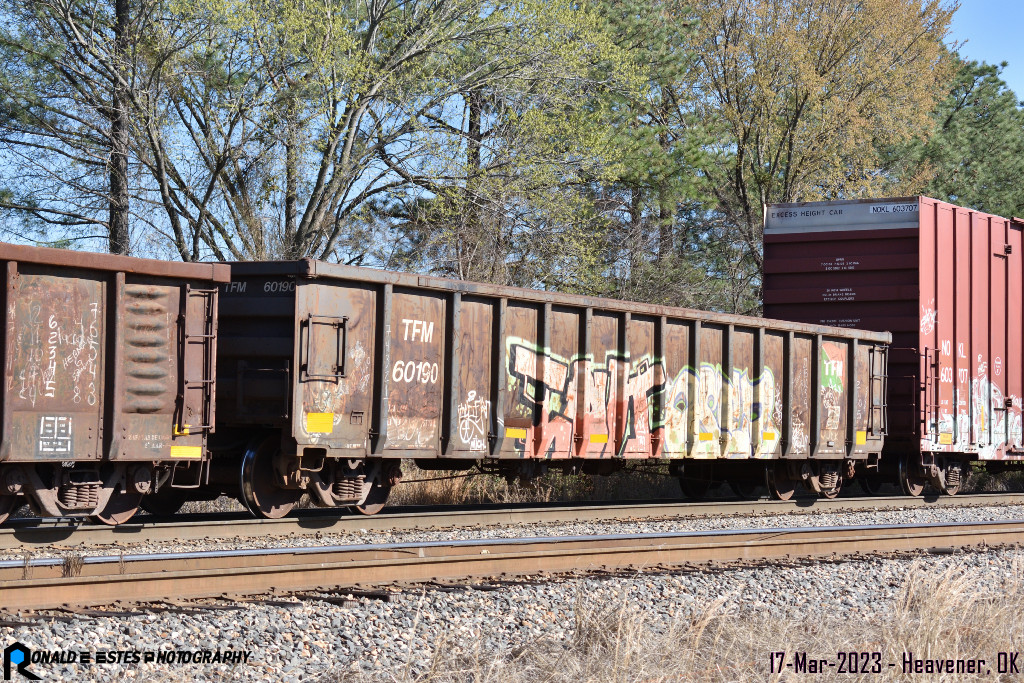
[210,259,891,518]
[0,243,228,524]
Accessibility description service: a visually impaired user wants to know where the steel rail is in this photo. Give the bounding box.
[3,493,1024,550]
[3,520,1024,610]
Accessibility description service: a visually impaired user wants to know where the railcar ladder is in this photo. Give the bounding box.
[180,285,218,433]
[921,347,939,442]
[869,346,889,437]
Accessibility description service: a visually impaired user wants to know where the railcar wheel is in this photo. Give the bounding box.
[898,456,926,497]
[0,494,18,525]
[91,491,142,526]
[859,474,885,496]
[679,478,712,500]
[350,481,392,516]
[140,489,188,517]
[767,462,796,501]
[678,461,714,500]
[241,435,303,519]
[728,480,761,500]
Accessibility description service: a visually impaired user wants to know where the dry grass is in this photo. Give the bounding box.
[964,467,1024,493]
[169,462,682,514]
[179,497,247,514]
[391,460,1024,507]
[334,560,1024,682]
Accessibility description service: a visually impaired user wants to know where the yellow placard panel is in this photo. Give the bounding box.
[855,430,867,445]
[698,433,714,441]
[306,412,335,434]
[589,434,609,444]
[938,433,953,445]
[505,427,528,439]
[170,446,202,459]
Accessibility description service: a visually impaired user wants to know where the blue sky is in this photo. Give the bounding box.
[950,1,1024,97]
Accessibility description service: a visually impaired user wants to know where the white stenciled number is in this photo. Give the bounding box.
[392,360,440,384]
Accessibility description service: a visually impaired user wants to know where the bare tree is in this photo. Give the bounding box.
[1,0,641,265]
[689,0,956,273]
[0,0,165,253]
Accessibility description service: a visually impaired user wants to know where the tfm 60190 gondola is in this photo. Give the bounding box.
[198,259,890,518]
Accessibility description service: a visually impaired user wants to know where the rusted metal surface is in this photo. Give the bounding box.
[764,197,1024,466]
[0,242,227,281]
[5,493,1024,550]
[0,242,228,520]
[219,260,890,469]
[3,520,1022,609]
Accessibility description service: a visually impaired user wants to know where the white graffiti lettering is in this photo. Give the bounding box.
[457,390,491,451]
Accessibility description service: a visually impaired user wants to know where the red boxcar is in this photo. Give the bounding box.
[764,196,1024,495]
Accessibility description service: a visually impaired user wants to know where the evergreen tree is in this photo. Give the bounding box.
[916,58,1024,218]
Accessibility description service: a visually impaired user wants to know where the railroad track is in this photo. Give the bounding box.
[4,492,1024,550]
[2,520,1023,610]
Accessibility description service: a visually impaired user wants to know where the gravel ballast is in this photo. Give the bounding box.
[1,546,1022,682]
[4,503,1024,561]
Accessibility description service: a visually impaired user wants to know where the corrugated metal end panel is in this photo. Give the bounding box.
[764,196,1024,460]
[223,259,890,462]
[0,241,222,465]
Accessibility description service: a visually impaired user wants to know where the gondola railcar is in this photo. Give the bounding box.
[0,243,228,524]
[206,259,891,518]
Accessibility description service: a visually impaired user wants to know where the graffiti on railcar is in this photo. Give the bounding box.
[505,339,583,455]
[622,356,656,453]
[9,287,102,410]
[820,341,846,445]
[791,358,811,454]
[967,373,1022,458]
[386,404,438,449]
[659,364,780,458]
[505,339,649,455]
[920,299,937,335]
[733,367,781,457]
[306,340,372,433]
[503,338,781,459]
[457,390,491,452]
[927,354,1024,458]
